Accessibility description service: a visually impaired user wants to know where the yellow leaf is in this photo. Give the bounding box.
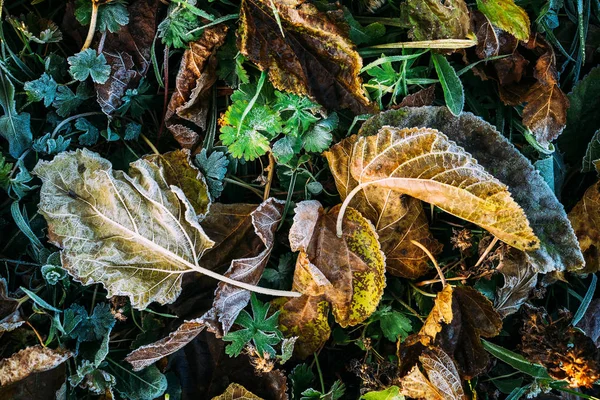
[419,285,453,345]
[476,0,530,41]
[338,126,539,252]
[325,135,442,278]
[212,383,263,400]
[568,180,600,273]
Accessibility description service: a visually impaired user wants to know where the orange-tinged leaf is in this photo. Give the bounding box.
[419,285,454,345]
[0,345,72,386]
[238,0,375,114]
[568,181,600,273]
[344,126,539,252]
[521,81,569,147]
[400,347,466,400]
[325,135,442,278]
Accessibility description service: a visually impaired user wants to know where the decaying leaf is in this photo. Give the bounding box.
[276,201,385,358]
[495,248,538,318]
[238,0,374,115]
[325,134,442,279]
[96,0,158,114]
[0,345,72,386]
[167,25,228,148]
[358,106,583,273]
[126,318,206,371]
[468,22,568,146]
[126,199,285,369]
[144,149,211,217]
[212,382,263,399]
[416,285,502,379]
[345,126,539,251]
[521,306,600,388]
[0,278,24,333]
[399,0,470,41]
[200,199,285,336]
[568,180,600,273]
[289,201,385,327]
[34,149,215,309]
[400,347,466,400]
[476,0,530,41]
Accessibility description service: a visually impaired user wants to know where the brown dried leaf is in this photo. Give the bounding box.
[347,126,539,251]
[0,345,72,386]
[495,248,538,318]
[398,86,436,108]
[358,106,583,273]
[400,347,466,400]
[212,383,263,400]
[0,278,23,333]
[471,12,500,59]
[288,201,386,327]
[238,0,374,114]
[568,181,600,273]
[144,149,211,217]
[418,286,502,379]
[167,26,228,148]
[521,81,569,146]
[96,0,158,114]
[200,198,285,336]
[126,319,206,371]
[325,134,442,279]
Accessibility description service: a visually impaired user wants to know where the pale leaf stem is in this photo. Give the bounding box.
[411,239,446,288]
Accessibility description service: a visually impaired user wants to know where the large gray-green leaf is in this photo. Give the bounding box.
[359,106,584,273]
[0,71,32,158]
[33,149,215,309]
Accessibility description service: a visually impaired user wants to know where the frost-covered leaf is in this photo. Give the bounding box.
[63,303,115,342]
[8,14,63,44]
[110,363,167,400]
[24,73,58,107]
[582,130,600,173]
[325,135,442,279]
[495,248,538,318]
[212,383,263,400]
[157,0,214,48]
[0,345,72,386]
[33,149,215,309]
[52,83,93,117]
[0,72,32,158]
[400,348,466,400]
[568,180,600,273]
[200,198,285,336]
[75,0,130,33]
[347,126,538,250]
[143,149,211,217]
[32,133,71,155]
[68,50,111,84]
[476,0,530,41]
[359,106,583,273]
[195,149,229,200]
[303,113,338,153]
[75,117,100,146]
[239,0,375,114]
[222,293,282,357]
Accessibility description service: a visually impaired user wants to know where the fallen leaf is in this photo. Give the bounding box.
[200,199,285,336]
[494,248,538,318]
[476,0,530,41]
[581,130,600,173]
[144,149,211,218]
[212,382,263,399]
[346,126,539,251]
[0,363,66,400]
[400,347,466,400]
[471,11,500,59]
[417,286,502,379]
[398,86,436,108]
[576,299,600,348]
[238,0,374,114]
[167,25,228,148]
[288,201,386,327]
[96,0,159,114]
[34,149,215,309]
[399,0,470,41]
[126,198,285,368]
[325,134,442,278]
[358,106,584,273]
[568,180,600,273]
[0,345,72,386]
[419,285,453,344]
[126,318,206,371]
[521,306,600,388]
[521,81,569,147]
